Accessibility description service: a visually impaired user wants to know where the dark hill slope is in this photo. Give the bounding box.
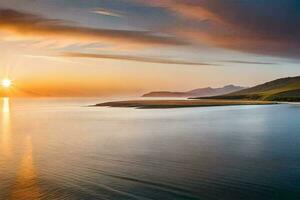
[195,76,300,101]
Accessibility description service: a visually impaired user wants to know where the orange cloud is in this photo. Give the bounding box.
[137,0,223,23]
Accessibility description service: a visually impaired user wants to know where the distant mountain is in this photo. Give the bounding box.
[197,76,300,102]
[142,85,246,98]
[142,91,188,97]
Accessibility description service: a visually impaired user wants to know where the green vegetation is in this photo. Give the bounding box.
[196,76,300,102]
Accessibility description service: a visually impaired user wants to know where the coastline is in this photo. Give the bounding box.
[93,99,277,109]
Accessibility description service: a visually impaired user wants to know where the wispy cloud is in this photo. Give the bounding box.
[221,60,277,65]
[0,8,186,48]
[22,54,80,64]
[62,52,213,66]
[91,8,123,18]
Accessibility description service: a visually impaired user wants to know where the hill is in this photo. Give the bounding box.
[196,76,300,101]
[142,85,246,98]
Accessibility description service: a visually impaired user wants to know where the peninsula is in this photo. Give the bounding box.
[94,99,276,109]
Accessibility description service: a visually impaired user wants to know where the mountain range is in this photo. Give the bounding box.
[142,85,246,98]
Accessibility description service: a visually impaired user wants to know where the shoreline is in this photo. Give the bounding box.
[93,99,277,109]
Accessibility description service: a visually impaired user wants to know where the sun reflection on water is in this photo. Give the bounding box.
[0,97,12,198]
[3,97,10,114]
[11,136,41,200]
[0,97,11,158]
[0,98,41,199]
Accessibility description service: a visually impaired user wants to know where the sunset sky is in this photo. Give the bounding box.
[1,0,300,96]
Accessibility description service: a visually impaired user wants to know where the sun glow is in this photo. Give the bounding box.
[2,79,12,88]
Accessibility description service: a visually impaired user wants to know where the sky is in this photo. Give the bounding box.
[0,0,300,96]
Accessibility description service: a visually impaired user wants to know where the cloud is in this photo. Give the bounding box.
[91,8,123,18]
[0,8,186,48]
[221,60,277,65]
[137,0,223,24]
[62,52,213,66]
[136,0,300,58]
[2,2,299,59]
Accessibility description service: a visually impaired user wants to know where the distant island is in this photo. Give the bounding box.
[195,76,300,102]
[142,85,246,98]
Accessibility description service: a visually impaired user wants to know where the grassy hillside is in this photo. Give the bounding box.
[196,76,300,101]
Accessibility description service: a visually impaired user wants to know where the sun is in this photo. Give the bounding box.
[2,79,12,88]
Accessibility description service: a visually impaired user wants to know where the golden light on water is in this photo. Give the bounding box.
[0,97,11,160]
[3,97,10,114]
[11,136,41,200]
[0,98,41,199]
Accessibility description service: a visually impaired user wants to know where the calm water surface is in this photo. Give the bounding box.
[1,98,300,200]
